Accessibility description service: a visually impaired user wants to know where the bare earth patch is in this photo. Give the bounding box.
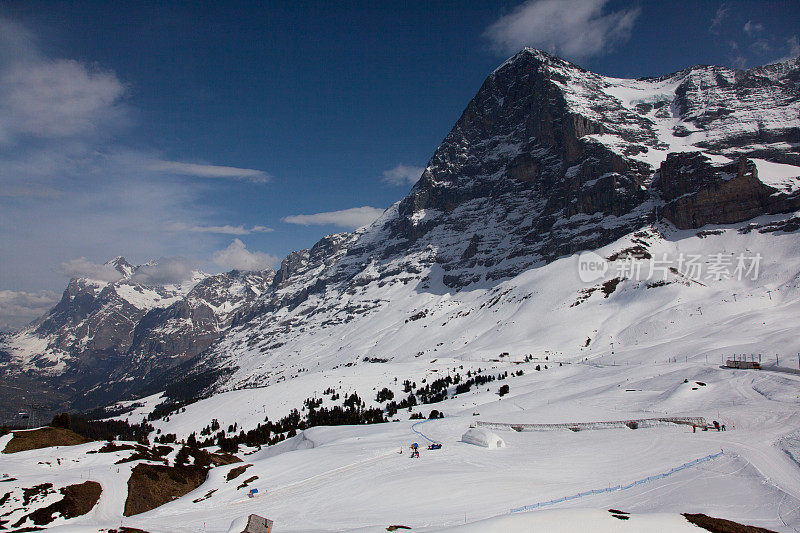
[123,463,208,516]
[226,464,252,481]
[12,481,102,528]
[3,427,89,454]
[683,513,778,532]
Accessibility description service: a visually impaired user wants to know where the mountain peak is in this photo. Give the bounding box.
[491,47,582,77]
[105,256,134,277]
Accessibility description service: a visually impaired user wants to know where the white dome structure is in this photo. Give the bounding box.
[461,427,506,448]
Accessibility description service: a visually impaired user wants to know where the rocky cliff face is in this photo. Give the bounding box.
[658,153,800,228]
[0,258,274,409]
[3,49,799,411]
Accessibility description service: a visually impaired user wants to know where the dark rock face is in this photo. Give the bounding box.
[658,153,800,229]
[389,50,655,285]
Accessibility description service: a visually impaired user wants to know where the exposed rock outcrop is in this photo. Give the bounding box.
[658,153,800,228]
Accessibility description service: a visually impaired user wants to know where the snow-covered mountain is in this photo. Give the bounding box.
[0,257,274,411]
[176,49,800,396]
[2,48,799,415]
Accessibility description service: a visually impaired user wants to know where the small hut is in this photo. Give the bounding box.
[243,514,273,533]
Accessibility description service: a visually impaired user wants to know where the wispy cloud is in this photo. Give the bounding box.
[212,239,278,271]
[0,17,276,295]
[484,0,640,60]
[148,160,270,183]
[0,19,128,145]
[58,258,124,282]
[0,289,59,331]
[776,35,800,62]
[167,222,273,235]
[131,256,195,285]
[382,164,425,186]
[282,206,385,229]
[743,20,764,36]
[0,184,62,198]
[709,4,729,34]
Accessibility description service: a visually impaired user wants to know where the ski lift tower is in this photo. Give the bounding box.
[27,402,46,429]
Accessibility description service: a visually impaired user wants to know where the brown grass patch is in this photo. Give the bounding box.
[683,513,777,533]
[185,447,241,468]
[236,475,259,490]
[601,277,622,298]
[123,463,207,516]
[208,451,241,466]
[21,483,54,505]
[226,464,252,481]
[3,427,89,454]
[14,481,102,527]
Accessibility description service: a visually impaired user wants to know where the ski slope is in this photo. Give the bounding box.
[4,217,800,531]
[3,356,800,532]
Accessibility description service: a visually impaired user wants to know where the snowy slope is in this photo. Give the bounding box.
[3,348,800,531]
[60,213,797,532]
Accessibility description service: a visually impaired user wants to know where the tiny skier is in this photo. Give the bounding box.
[410,442,420,458]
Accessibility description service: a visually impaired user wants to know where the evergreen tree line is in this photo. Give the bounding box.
[50,412,154,443]
[182,392,387,453]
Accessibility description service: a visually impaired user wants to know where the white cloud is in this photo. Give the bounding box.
[0,19,127,145]
[167,222,273,235]
[484,0,640,60]
[710,4,729,34]
[770,36,800,64]
[58,258,124,282]
[282,206,385,229]
[743,20,764,36]
[0,289,59,331]
[148,160,270,183]
[57,255,193,285]
[730,54,748,69]
[0,60,127,143]
[782,36,800,61]
[750,40,772,54]
[0,17,276,296]
[132,257,195,285]
[382,164,425,186]
[212,239,278,271]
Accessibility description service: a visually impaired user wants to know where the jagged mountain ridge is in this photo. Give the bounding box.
[0,257,274,410]
[2,48,800,412]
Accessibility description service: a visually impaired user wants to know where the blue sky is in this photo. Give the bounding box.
[1,0,799,328]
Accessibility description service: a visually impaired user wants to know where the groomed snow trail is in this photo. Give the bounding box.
[510,451,724,513]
